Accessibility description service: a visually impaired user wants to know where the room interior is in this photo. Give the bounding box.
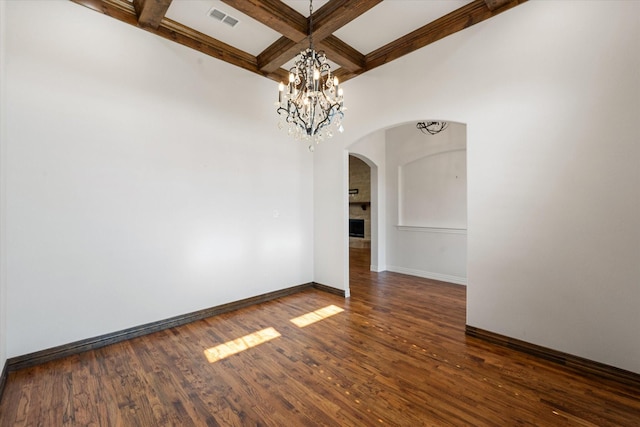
[1,0,639,422]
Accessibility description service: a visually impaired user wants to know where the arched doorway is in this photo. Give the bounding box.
[348,154,373,272]
[347,121,467,295]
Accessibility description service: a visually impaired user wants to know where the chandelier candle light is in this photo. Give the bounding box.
[276,0,345,151]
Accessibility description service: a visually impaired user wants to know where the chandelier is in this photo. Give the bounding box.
[276,0,345,151]
[417,121,448,135]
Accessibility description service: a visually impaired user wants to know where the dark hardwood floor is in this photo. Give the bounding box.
[1,248,639,426]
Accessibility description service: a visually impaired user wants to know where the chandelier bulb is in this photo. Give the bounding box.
[278,82,284,103]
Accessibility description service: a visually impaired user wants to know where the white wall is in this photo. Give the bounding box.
[3,1,314,357]
[313,141,349,296]
[0,0,7,371]
[385,123,467,284]
[314,1,640,373]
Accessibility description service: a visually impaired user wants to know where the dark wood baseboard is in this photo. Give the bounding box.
[312,281,346,297]
[0,360,7,403]
[8,282,339,372]
[465,325,640,388]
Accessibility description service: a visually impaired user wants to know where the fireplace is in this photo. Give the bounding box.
[349,219,365,238]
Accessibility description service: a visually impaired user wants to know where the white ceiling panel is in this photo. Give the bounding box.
[165,1,282,56]
[334,0,472,55]
[282,0,332,17]
[165,1,475,62]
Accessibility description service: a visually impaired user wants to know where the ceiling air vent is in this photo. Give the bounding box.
[208,8,240,28]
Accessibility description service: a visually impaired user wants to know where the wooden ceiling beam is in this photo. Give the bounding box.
[159,20,258,73]
[262,35,365,77]
[70,0,266,78]
[365,0,528,72]
[331,67,360,84]
[132,0,172,29]
[317,36,365,72]
[69,0,528,85]
[71,0,139,26]
[220,0,307,42]
[310,0,382,41]
[253,0,378,77]
[223,1,307,74]
[257,37,304,74]
[484,0,515,11]
[265,68,291,84]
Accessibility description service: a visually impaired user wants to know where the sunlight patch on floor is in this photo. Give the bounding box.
[290,305,345,328]
[204,327,281,363]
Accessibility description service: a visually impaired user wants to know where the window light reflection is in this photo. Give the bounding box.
[204,327,281,363]
[290,305,345,328]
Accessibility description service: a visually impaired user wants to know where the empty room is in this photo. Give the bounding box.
[1,0,638,425]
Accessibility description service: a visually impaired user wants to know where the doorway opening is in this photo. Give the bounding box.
[346,121,467,296]
[348,154,373,273]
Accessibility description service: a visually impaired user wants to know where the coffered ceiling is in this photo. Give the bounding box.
[70,0,527,83]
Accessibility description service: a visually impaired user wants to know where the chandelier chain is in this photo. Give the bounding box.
[309,0,313,48]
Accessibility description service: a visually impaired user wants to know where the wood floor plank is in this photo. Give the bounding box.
[1,247,639,425]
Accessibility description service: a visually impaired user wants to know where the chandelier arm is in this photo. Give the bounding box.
[416,121,448,135]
